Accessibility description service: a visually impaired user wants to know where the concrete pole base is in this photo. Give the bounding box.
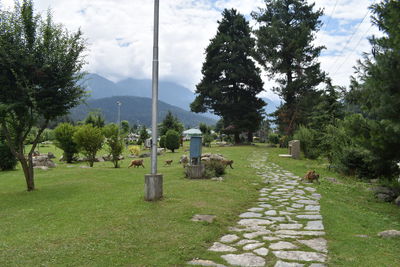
[144,174,163,201]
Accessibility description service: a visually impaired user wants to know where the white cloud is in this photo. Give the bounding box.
[1,0,381,101]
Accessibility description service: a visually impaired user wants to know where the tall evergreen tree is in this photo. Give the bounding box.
[159,111,183,136]
[345,0,400,178]
[253,0,325,136]
[191,9,265,143]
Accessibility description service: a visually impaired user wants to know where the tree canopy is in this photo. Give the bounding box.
[0,0,86,191]
[253,0,325,135]
[191,8,265,143]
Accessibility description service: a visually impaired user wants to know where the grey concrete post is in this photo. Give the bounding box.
[145,174,163,201]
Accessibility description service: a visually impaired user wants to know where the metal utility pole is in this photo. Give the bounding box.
[144,0,163,201]
[116,101,122,132]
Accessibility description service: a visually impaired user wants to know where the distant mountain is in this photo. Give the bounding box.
[83,74,195,111]
[263,98,281,116]
[69,96,216,127]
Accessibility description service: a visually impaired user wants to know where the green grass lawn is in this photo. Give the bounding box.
[1,144,399,266]
[0,144,262,266]
[266,146,400,267]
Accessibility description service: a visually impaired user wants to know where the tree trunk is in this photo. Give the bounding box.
[247,132,253,143]
[234,133,241,144]
[19,155,35,191]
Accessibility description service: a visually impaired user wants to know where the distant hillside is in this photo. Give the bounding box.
[69,96,216,127]
[83,74,195,111]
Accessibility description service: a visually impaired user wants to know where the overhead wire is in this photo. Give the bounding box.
[322,0,340,32]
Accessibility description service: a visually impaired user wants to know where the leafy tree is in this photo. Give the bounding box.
[165,130,179,152]
[84,111,105,128]
[159,135,166,148]
[103,123,123,168]
[0,139,17,171]
[191,9,265,143]
[0,1,86,191]
[120,120,130,135]
[138,125,149,146]
[253,0,325,136]
[54,123,78,163]
[199,123,211,135]
[73,124,104,167]
[159,111,184,136]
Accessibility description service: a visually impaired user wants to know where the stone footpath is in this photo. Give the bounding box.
[189,153,328,267]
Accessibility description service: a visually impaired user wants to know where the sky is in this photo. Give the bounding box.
[1,0,380,101]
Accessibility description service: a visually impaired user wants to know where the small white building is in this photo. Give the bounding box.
[183,128,202,140]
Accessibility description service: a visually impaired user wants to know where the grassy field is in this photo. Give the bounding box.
[266,147,400,267]
[0,143,263,266]
[0,144,399,266]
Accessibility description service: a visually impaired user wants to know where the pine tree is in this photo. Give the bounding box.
[191,9,265,143]
[253,0,325,136]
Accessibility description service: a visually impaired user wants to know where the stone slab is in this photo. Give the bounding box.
[208,242,237,252]
[221,253,265,267]
[269,241,298,250]
[273,251,327,262]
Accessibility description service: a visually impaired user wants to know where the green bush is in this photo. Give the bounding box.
[54,123,78,163]
[103,124,124,168]
[73,124,104,167]
[204,160,226,178]
[293,126,320,159]
[202,134,213,147]
[337,146,375,178]
[165,130,179,152]
[0,142,17,171]
[159,135,166,148]
[268,133,280,145]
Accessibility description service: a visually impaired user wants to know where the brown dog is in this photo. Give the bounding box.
[302,170,320,184]
[164,160,173,166]
[221,159,234,169]
[128,159,145,168]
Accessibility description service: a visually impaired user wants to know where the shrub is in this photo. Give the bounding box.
[293,126,320,159]
[0,142,17,171]
[204,160,226,178]
[129,145,141,156]
[268,133,280,145]
[54,123,78,163]
[165,130,179,152]
[159,135,166,148]
[202,133,213,147]
[73,124,104,167]
[337,146,375,178]
[103,124,124,168]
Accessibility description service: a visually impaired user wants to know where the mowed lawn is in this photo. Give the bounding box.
[0,144,262,266]
[1,144,400,266]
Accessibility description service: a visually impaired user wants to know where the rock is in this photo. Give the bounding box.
[269,241,298,250]
[354,234,369,238]
[248,207,264,212]
[305,221,324,230]
[274,261,304,267]
[188,259,226,267]
[377,230,400,238]
[32,156,56,168]
[253,247,269,256]
[211,177,224,181]
[273,251,326,262]
[208,242,237,252]
[275,230,325,236]
[59,155,65,161]
[240,212,263,218]
[220,234,239,243]
[296,215,322,220]
[305,205,320,211]
[139,152,151,158]
[79,166,91,168]
[33,166,49,170]
[243,242,264,251]
[376,193,395,202]
[235,239,259,246]
[191,214,216,223]
[395,196,400,207]
[47,152,55,159]
[96,157,105,162]
[278,224,303,230]
[297,238,328,253]
[238,219,273,226]
[221,253,265,267]
[265,210,277,216]
[325,177,340,184]
[243,231,271,239]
